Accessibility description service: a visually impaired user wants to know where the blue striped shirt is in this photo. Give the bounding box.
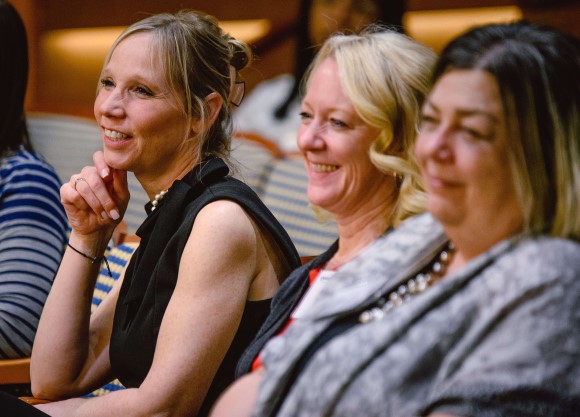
[0,147,67,358]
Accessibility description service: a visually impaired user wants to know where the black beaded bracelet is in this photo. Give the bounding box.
[67,242,112,277]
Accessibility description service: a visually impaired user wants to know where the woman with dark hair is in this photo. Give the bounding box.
[0,0,67,359]
[233,0,405,150]
[213,20,580,417]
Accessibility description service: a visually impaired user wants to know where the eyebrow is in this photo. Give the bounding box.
[424,101,499,124]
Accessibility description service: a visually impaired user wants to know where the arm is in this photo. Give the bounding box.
[0,158,67,358]
[31,151,129,398]
[209,369,263,417]
[38,200,263,417]
[208,371,465,417]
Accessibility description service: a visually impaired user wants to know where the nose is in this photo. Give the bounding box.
[95,87,125,119]
[298,120,326,152]
[417,124,454,162]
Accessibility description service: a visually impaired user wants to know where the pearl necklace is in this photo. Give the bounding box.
[358,242,455,324]
[150,189,168,211]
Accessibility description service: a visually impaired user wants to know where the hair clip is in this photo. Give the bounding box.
[229,81,245,107]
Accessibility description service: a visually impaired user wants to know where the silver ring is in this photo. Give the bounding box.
[73,177,87,190]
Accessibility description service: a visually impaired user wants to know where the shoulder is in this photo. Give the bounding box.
[195,199,252,224]
[512,235,580,265]
[1,148,61,185]
[179,200,259,285]
[497,235,580,293]
[347,213,444,271]
[191,200,258,246]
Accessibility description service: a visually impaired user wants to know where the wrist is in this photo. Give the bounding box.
[67,230,112,259]
[66,233,113,278]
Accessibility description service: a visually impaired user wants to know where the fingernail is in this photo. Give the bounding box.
[101,168,109,178]
[101,211,108,220]
[109,209,120,220]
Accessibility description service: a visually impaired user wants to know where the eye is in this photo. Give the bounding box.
[99,78,115,89]
[329,118,348,128]
[299,111,312,121]
[134,86,154,97]
[460,126,492,141]
[419,114,438,132]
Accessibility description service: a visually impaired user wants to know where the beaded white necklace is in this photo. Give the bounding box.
[150,189,168,211]
[358,242,455,324]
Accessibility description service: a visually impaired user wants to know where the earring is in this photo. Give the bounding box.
[393,171,403,188]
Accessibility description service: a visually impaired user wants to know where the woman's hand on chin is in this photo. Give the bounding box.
[61,151,129,238]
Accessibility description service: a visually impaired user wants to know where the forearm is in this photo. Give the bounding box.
[31,231,111,397]
[36,387,180,417]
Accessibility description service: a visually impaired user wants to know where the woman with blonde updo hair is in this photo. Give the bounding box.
[23,10,300,417]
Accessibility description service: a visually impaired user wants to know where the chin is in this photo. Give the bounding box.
[103,151,131,172]
[427,199,460,225]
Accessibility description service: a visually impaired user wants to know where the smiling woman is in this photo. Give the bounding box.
[416,69,523,257]
[95,32,198,183]
[9,9,302,417]
[209,26,436,416]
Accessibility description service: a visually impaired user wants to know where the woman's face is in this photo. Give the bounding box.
[298,57,390,218]
[94,32,195,182]
[308,0,380,46]
[415,69,523,241]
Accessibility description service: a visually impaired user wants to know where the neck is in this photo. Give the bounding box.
[443,214,523,275]
[329,194,396,269]
[136,156,198,201]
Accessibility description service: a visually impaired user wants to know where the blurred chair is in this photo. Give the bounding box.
[0,358,31,397]
[231,130,283,195]
[26,112,101,183]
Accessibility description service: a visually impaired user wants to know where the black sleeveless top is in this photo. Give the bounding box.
[109,158,300,416]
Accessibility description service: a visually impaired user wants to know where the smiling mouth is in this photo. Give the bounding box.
[426,172,460,189]
[311,163,339,173]
[104,128,129,141]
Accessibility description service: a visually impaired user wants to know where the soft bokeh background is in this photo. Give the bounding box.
[11,0,580,119]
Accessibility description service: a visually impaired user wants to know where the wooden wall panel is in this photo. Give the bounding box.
[9,0,579,118]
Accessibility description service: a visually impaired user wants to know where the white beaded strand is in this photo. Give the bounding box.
[358,242,455,324]
[150,189,168,211]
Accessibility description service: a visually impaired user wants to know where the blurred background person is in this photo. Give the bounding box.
[214,20,580,417]
[233,0,406,151]
[0,0,67,360]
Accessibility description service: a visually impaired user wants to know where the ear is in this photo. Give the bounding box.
[205,92,223,126]
[189,92,223,134]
